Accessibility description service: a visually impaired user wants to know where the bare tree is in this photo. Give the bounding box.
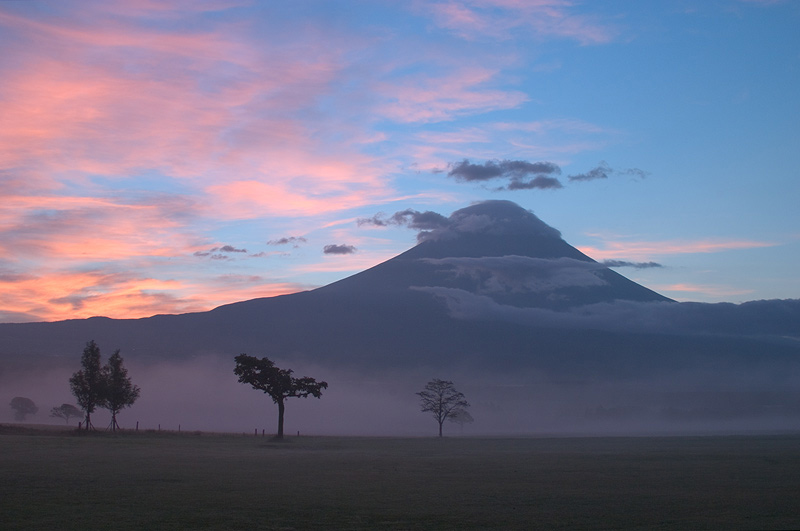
[233,354,327,439]
[417,379,470,437]
[50,404,82,424]
[10,397,38,422]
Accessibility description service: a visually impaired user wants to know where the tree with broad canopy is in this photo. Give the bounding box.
[50,404,83,424]
[233,354,327,439]
[417,379,471,437]
[10,397,38,422]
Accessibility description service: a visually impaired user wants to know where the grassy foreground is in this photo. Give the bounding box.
[2,426,800,530]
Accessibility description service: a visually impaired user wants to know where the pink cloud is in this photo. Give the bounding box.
[0,5,385,189]
[418,0,616,44]
[0,268,306,323]
[654,283,755,300]
[376,67,528,123]
[0,193,197,262]
[578,239,775,261]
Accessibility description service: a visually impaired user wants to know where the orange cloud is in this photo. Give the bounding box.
[0,268,307,323]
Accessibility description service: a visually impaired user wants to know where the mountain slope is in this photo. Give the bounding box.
[0,200,795,376]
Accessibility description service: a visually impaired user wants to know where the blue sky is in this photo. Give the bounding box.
[0,0,798,322]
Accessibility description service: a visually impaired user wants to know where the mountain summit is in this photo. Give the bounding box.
[318,200,671,310]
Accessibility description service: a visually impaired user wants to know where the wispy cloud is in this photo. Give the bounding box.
[580,239,775,261]
[375,67,528,123]
[568,161,649,182]
[267,237,308,247]
[418,0,616,44]
[601,260,664,269]
[654,283,755,299]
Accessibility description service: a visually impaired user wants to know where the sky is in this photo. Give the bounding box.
[1,0,798,323]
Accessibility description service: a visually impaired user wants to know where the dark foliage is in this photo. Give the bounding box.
[101,350,140,432]
[233,354,327,438]
[69,341,104,430]
[69,340,140,431]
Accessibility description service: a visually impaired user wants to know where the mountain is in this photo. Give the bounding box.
[1,200,799,434]
[0,201,674,368]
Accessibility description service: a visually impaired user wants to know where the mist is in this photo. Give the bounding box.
[4,353,799,437]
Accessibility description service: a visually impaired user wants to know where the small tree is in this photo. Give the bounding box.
[233,354,327,439]
[69,340,105,430]
[417,379,470,437]
[10,397,38,422]
[50,404,83,425]
[100,350,140,432]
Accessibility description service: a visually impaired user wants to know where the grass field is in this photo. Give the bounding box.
[2,425,800,530]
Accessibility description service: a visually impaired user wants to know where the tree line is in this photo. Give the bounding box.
[10,343,473,437]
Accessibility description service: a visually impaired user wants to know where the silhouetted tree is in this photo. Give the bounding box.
[69,340,105,431]
[49,404,83,425]
[417,379,470,437]
[10,397,38,422]
[233,354,327,439]
[100,350,140,432]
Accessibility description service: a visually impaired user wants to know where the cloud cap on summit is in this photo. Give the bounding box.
[419,200,563,242]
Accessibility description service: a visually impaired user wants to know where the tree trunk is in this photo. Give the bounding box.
[276,400,285,439]
[438,421,443,438]
[85,412,91,431]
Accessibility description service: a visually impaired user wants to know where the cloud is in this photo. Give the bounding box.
[193,245,247,259]
[568,161,611,182]
[323,244,357,255]
[602,260,664,269]
[654,283,755,299]
[579,238,775,261]
[358,209,451,232]
[569,161,650,182]
[219,245,246,253]
[446,159,563,191]
[422,256,607,294]
[267,237,307,247]
[359,200,562,244]
[375,67,528,124]
[448,159,561,182]
[419,0,616,45]
[506,175,563,190]
[414,285,800,338]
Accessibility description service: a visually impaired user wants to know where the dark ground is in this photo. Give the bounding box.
[2,425,800,530]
